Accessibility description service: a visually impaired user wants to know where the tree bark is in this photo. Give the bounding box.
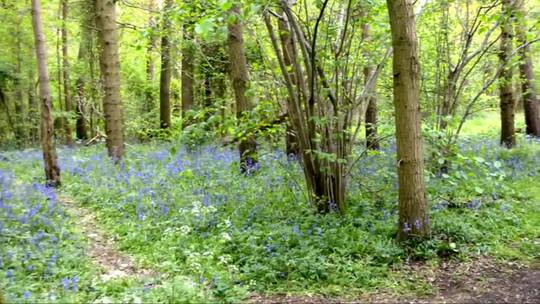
[145,0,158,113]
[14,20,26,145]
[227,4,258,173]
[61,0,73,145]
[278,10,299,156]
[74,0,94,140]
[387,0,429,240]
[31,0,61,186]
[181,22,195,125]
[362,22,379,150]
[515,0,540,137]
[28,69,39,142]
[96,0,125,160]
[499,0,516,148]
[159,0,172,129]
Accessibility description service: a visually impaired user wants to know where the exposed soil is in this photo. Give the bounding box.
[250,257,540,303]
[59,196,157,282]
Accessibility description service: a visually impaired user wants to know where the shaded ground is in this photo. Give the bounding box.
[59,196,157,282]
[250,257,540,303]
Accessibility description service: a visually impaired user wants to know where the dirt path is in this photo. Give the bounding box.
[250,257,540,303]
[59,196,157,282]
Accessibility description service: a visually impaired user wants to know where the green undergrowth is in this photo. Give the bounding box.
[1,133,539,302]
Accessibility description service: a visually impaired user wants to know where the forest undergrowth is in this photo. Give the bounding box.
[1,129,539,302]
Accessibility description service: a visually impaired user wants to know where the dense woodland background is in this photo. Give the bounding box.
[0,0,540,302]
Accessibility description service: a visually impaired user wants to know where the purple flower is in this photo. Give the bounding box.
[402,222,411,233]
[23,291,31,300]
[61,278,71,291]
[72,276,79,292]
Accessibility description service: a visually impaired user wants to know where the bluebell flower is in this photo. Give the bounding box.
[61,278,71,291]
[72,276,79,292]
[403,222,411,233]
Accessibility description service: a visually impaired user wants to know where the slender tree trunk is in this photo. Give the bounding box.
[74,0,94,140]
[145,0,157,113]
[61,0,73,145]
[31,0,61,187]
[28,69,39,142]
[159,0,172,129]
[515,0,540,137]
[278,11,299,156]
[55,2,64,141]
[14,21,26,144]
[387,0,429,240]
[0,90,15,137]
[96,0,125,159]
[181,22,195,125]
[227,4,258,173]
[362,22,379,150]
[499,0,516,148]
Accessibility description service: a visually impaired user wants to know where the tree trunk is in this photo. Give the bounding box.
[96,0,125,160]
[499,0,516,148]
[362,22,379,150]
[159,0,172,129]
[145,0,158,113]
[181,22,195,125]
[28,69,39,142]
[61,0,73,145]
[14,21,26,145]
[227,4,258,173]
[277,11,299,156]
[515,0,540,137]
[31,0,61,187]
[387,0,429,240]
[74,0,93,140]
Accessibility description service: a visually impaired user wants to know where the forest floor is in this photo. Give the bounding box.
[250,258,540,303]
[56,190,540,304]
[52,194,540,303]
[59,196,158,283]
[1,119,539,302]
[55,172,540,303]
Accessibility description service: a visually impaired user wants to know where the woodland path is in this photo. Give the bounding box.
[250,258,540,303]
[59,196,538,303]
[59,196,158,282]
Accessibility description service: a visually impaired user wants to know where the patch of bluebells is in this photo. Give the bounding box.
[0,168,87,301]
[2,136,534,296]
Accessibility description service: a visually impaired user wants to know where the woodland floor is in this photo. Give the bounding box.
[59,192,539,303]
[250,258,540,303]
[59,196,158,283]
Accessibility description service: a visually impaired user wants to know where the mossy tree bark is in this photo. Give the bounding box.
[362,21,379,150]
[499,0,516,148]
[515,0,540,137]
[181,22,195,126]
[227,4,258,173]
[277,10,299,156]
[159,0,172,129]
[61,0,73,145]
